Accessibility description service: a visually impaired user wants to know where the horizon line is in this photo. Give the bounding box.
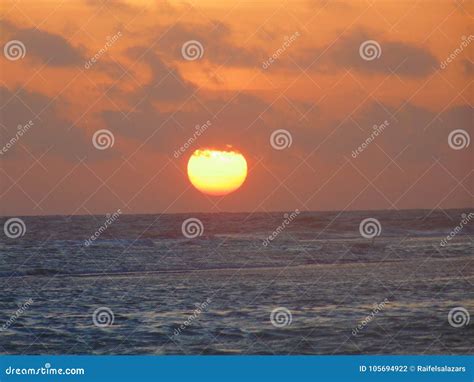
[1,206,472,218]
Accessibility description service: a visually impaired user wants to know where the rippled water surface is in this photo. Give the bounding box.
[1,209,473,354]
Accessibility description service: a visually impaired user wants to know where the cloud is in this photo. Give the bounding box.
[147,21,265,68]
[83,0,175,14]
[125,47,197,105]
[1,21,85,67]
[100,91,277,157]
[296,29,438,77]
[0,86,115,161]
[293,100,473,166]
[461,59,474,75]
[84,0,135,12]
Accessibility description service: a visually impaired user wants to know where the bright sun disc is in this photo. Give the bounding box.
[187,149,248,196]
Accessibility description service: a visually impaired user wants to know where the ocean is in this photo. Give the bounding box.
[1,209,472,354]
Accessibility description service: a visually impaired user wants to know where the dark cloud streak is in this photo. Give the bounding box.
[1,20,85,67]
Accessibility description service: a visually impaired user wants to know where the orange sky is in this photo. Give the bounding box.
[0,0,472,216]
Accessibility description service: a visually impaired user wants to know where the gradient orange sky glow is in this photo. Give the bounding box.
[0,0,472,216]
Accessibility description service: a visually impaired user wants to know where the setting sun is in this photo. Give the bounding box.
[187,149,248,196]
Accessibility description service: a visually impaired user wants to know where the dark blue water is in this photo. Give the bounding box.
[0,209,472,354]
